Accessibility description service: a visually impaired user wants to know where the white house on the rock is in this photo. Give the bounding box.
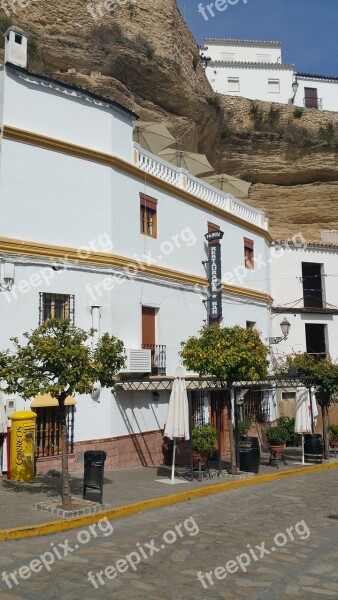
[0,28,274,474]
[203,38,338,112]
[293,73,338,112]
[203,38,294,104]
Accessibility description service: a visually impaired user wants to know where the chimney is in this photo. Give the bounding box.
[4,26,27,69]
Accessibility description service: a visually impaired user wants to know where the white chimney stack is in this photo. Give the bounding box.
[4,27,27,69]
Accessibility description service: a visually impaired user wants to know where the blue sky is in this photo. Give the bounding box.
[177,0,338,76]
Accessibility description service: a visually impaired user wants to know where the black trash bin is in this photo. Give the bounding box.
[83,450,107,504]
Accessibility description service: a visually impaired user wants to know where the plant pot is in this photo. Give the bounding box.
[193,451,209,461]
[269,444,285,459]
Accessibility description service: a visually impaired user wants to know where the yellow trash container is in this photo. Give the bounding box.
[9,410,37,482]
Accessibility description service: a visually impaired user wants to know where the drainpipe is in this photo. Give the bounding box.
[91,305,101,402]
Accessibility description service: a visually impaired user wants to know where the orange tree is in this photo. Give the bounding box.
[180,324,269,471]
[287,353,338,458]
[0,319,125,509]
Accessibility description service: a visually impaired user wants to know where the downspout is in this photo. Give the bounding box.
[91,305,101,402]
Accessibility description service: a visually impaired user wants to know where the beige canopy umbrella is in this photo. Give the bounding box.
[158,149,213,177]
[201,173,251,198]
[133,121,175,154]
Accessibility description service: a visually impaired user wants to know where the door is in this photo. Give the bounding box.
[142,306,156,367]
[304,87,318,109]
[210,391,230,455]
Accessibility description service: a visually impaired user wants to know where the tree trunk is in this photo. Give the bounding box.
[227,394,238,475]
[59,394,72,510]
[322,404,329,460]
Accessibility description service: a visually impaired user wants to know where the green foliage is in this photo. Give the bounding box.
[235,418,252,437]
[192,52,200,71]
[265,425,289,445]
[278,416,297,445]
[192,425,217,453]
[180,324,268,385]
[283,121,313,146]
[0,319,125,400]
[0,15,12,35]
[250,102,281,133]
[287,353,338,408]
[329,424,338,440]
[293,107,304,119]
[318,122,337,142]
[206,94,223,115]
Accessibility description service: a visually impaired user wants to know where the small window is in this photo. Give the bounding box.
[268,79,280,93]
[221,52,236,62]
[39,293,75,325]
[246,321,256,329]
[15,34,22,45]
[140,193,157,238]
[227,77,240,92]
[244,238,254,269]
[282,392,296,401]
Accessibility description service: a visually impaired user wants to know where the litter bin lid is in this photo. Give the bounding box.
[84,450,107,466]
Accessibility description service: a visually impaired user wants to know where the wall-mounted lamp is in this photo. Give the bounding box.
[0,262,14,292]
[268,318,291,345]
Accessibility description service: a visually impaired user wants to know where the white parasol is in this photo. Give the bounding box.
[163,367,190,484]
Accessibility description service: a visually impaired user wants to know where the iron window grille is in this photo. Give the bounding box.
[39,293,75,325]
[192,391,207,428]
[33,406,75,458]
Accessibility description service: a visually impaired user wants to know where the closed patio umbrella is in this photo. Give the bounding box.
[133,121,176,154]
[157,149,213,177]
[0,396,7,477]
[295,387,312,465]
[200,173,251,199]
[164,367,190,484]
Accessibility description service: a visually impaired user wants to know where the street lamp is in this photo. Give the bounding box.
[269,318,291,345]
[291,79,299,104]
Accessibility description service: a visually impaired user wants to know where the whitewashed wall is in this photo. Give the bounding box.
[293,77,338,112]
[269,243,338,364]
[206,64,294,103]
[204,42,282,64]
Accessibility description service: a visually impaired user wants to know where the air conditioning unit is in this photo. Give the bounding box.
[120,349,152,374]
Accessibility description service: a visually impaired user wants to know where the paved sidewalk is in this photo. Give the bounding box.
[1,448,336,532]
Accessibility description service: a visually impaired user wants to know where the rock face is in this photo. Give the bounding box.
[1,0,337,241]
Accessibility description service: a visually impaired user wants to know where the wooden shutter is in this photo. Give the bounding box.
[142,307,156,346]
[140,193,157,210]
[304,88,318,109]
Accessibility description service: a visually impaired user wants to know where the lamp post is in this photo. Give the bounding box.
[268,318,291,345]
[291,79,299,104]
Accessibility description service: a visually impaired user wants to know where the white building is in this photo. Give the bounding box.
[0,28,272,473]
[269,240,338,366]
[203,38,338,112]
[203,38,294,104]
[293,73,338,112]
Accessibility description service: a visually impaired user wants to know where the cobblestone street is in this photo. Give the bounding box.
[1,469,338,599]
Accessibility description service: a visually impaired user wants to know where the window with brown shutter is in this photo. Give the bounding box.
[244,237,254,269]
[140,193,157,238]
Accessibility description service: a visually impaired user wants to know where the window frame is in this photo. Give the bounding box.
[39,293,75,325]
[140,193,157,238]
[227,77,240,92]
[267,78,280,94]
[244,237,254,270]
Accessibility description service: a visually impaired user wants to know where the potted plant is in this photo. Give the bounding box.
[265,425,289,458]
[278,416,297,447]
[236,418,261,475]
[192,425,217,460]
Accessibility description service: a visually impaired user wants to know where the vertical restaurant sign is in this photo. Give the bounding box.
[205,230,224,320]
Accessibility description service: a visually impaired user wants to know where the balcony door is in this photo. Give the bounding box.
[304,87,318,109]
[305,323,327,360]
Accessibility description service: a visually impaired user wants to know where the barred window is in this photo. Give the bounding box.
[33,406,75,458]
[39,293,75,325]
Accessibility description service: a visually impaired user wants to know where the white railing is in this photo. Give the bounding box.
[134,143,268,230]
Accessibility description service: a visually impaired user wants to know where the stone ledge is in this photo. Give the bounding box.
[34,498,108,519]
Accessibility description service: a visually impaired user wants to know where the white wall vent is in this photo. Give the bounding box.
[120,349,152,373]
